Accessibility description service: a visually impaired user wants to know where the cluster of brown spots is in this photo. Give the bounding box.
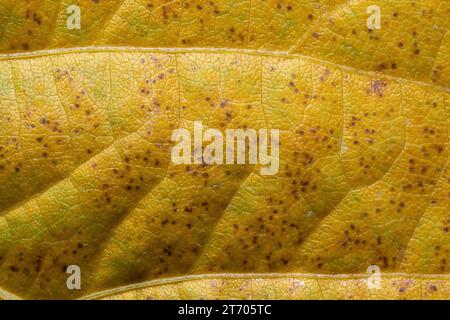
[430,142,445,155]
[124,176,143,192]
[410,30,421,55]
[302,125,333,146]
[420,146,431,158]
[364,128,376,143]
[342,224,367,248]
[183,206,193,213]
[377,63,387,71]
[298,178,316,193]
[442,219,450,233]
[309,256,322,268]
[55,68,74,82]
[25,9,42,25]
[160,4,179,22]
[350,115,361,128]
[3,251,43,278]
[396,200,406,213]
[0,145,9,169]
[150,239,199,277]
[433,243,449,272]
[408,158,432,175]
[9,265,19,272]
[140,87,151,95]
[431,65,443,83]
[225,26,245,43]
[38,117,63,134]
[288,80,299,94]
[181,38,193,45]
[401,181,426,193]
[440,258,447,271]
[368,31,379,41]
[358,156,375,174]
[207,1,222,15]
[376,255,392,268]
[296,150,315,168]
[211,199,310,270]
[10,9,42,50]
[428,283,438,292]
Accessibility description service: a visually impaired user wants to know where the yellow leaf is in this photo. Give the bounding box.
[0,0,448,300]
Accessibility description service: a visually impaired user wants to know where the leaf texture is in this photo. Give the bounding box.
[0,1,448,300]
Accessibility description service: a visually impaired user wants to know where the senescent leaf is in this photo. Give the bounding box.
[0,1,448,300]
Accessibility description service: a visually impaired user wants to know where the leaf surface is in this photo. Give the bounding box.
[0,1,448,300]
